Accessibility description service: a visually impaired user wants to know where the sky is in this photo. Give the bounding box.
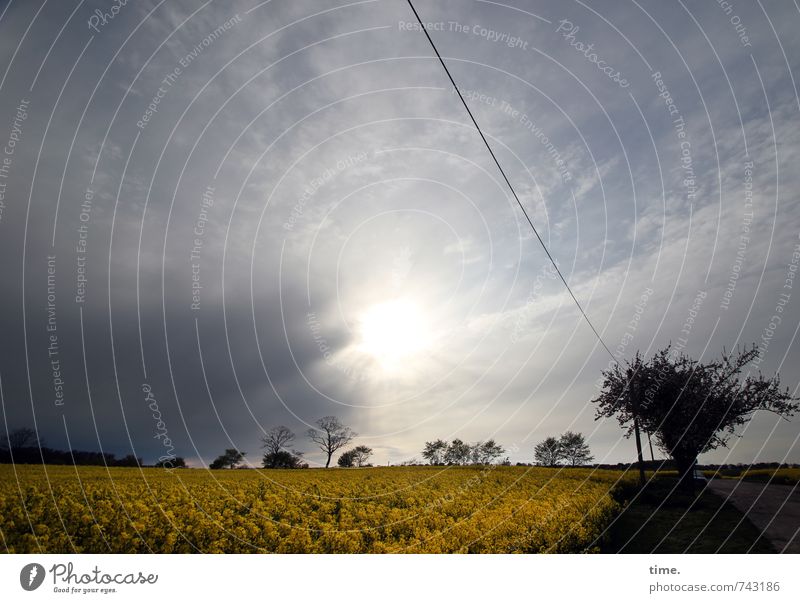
[0,0,799,468]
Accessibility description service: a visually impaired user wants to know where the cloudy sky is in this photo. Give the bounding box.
[1,0,799,468]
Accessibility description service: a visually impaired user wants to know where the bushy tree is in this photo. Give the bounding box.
[337,445,373,468]
[444,439,471,465]
[421,439,447,465]
[116,454,142,467]
[534,437,563,466]
[469,440,506,465]
[209,448,246,469]
[559,431,594,466]
[263,450,306,469]
[155,456,187,469]
[593,345,799,489]
[351,445,373,467]
[261,426,304,469]
[337,449,356,467]
[306,416,356,468]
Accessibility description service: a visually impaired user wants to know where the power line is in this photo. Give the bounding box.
[405,0,618,363]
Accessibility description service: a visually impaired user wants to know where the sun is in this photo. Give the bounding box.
[358,298,431,369]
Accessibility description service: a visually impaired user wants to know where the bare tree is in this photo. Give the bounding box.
[1,427,39,450]
[306,416,356,468]
[261,426,295,456]
[261,426,305,469]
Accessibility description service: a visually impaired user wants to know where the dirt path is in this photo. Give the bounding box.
[708,479,800,553]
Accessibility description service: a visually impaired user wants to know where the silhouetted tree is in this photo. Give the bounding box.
[1,427,40,450]
[117,454,142,467]
[534,437,563,466]
[261,426,296,456]
[209,448,246,469]
[306,416,356,468]
[473,439,505,465]
[263,450,306,469]
[593,345,799,490]
[559,431,594,466]
[337,449,356,467]
[155,456,187,468]
[421,439,447,465]
[261,426,304,468]
[350,445,373,467]
[444,439,471,465]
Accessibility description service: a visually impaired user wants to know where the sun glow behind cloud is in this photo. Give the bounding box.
[357,298,434,372]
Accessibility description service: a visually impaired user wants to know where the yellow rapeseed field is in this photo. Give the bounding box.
[0,465,632,553]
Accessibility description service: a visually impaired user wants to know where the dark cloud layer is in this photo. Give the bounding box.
[0,0,798,468]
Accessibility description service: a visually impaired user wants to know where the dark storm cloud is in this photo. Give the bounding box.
[0,0,799,468]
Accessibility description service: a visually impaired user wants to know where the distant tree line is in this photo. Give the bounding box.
[207,416,370,470]
[421,439,506,465]
[0,427,155,467]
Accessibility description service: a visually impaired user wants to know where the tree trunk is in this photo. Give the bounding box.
[674,455,696,494]
[325,453,332,468]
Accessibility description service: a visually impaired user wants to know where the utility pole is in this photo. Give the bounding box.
[627,368,646,488]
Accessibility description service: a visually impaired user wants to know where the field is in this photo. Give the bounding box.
[0,465,634,553]
[704,468,800,485]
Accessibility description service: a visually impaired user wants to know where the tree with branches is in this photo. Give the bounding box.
[209,448,246,469]
[559,431,594,466]
[306,416,356,468]
[444,438,471,465]
[1,427,40,450]
[337,445,372,468]
[261,426,304,469]
[534,436,563,466]
[592,345,799,489]
[421,439,447,465]
[350,445,373,467]
[470,440,506,465]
